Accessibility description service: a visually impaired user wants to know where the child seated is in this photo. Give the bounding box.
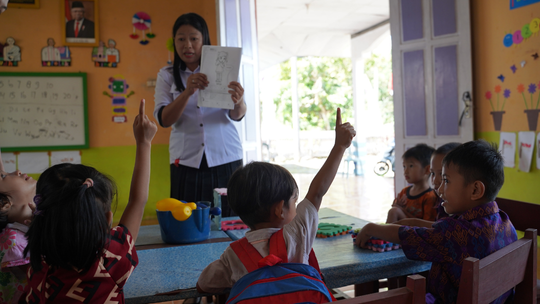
[356,140,518,304]
[386,143,438,223]
[197,108,355,294]
[0,154,36,303]
[395,142,460,228]
[20,99,157,303]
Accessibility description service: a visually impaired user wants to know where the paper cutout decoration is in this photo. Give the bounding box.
[130,12,155,45]
[533,53,539,60]
[0,152,17,172]
[103,75,134,123]
[166,37,174,65]
[487,86,511,131]
[497,74,505,82]
[92,39,119,67]
[41,38,71,67]
[1,37,21,66]
[510,0,540,10]
[510,64,517,73]
[536,133,540,170]
[521,60,527,67]
[518,131,535,172]
[502,17,540,47]
[51,151,81,166]
[519,83,540,131]
[499,132,516,168]
[18,152,49,174]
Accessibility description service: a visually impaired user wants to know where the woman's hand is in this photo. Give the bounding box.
[186,73,209,96]
[228,81,244,106]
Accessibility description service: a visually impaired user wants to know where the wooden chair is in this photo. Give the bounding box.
[457,228,537,304]
[336,274,425,304]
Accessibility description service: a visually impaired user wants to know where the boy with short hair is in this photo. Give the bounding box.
[197,109,355,294]
[386,143,438,223]
[356,140,517,304]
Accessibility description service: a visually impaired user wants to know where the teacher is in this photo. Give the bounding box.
[153,13,246,214]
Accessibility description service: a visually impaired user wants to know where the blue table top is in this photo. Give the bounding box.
[135,225,230,248]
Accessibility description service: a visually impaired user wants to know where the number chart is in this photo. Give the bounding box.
[0,72,88,151]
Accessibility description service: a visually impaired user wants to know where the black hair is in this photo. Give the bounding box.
[442,140,504,202]
[172,13,211,92]
[402,143,435,167]
[25,163,117,272]
[227,162,298,229]
[434,142,461,156]
[0,193,9,231]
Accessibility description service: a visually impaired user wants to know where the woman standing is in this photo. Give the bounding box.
[153,13,245,214]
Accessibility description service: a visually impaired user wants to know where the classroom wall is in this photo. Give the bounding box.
[471,0,540,205]
[0,0,218,222]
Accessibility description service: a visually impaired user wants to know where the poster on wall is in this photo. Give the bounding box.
[537,133,540,170]
[518,131,535,172]
[499,132,516,168]
[0,152,16,172]
[510,0,540,9]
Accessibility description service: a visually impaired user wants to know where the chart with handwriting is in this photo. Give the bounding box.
[0,73,88,151]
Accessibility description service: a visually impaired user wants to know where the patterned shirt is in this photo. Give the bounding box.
[20,225,138,304]
[394,186,439,221]
[399,201,517,304]
[0,223,30,304]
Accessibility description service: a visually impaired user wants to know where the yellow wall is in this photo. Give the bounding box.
[0,0,218,222]
[471,0,540,204]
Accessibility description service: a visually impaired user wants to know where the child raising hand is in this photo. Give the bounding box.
[21,99,157,303]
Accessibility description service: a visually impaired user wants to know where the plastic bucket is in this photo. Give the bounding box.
[156,202,211,244]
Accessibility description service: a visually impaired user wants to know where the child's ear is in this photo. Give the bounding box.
[424,164,431,176]
[273,200,285,220]
[0,201,12,212]
[470,181,486,201]
[106,211,113,227]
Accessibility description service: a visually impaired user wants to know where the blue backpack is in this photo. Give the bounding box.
[226,229,335,304]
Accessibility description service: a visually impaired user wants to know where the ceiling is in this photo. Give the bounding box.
[255,0,390,70]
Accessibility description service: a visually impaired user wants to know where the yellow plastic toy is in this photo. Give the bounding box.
[186,202,197,210]
[156,198,183,211]
[172,205,193,221]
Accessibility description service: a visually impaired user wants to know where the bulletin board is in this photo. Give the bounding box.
[0,72,88,152]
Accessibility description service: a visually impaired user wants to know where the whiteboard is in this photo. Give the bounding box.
[0,72,88,151]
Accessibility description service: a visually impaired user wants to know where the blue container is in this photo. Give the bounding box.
[156,202,211,244]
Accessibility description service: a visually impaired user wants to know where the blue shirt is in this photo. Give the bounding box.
[153,66,244,168]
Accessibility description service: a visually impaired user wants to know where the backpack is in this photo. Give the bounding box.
[226,229,336,304]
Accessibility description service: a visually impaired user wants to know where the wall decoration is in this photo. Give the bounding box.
[61,0,100,47]
[102,75,134,123]
[519,82,540,131]
[497,74,505,82]
[510,0,540,10]
[92,39,119,67]
[166,37,174,65]
[521,60,527,67]
[518,131,535,172]
[486,86,511,131]
[533,52,539,59]
[499,132,516,168]
[0,152,16,172]
[502,17,539,47]
[8,0,39,9]
[130,12,155,45]
[511,64,517,73]
[41,38,71,67]
[536,132,540,170]
[1,37,20,66]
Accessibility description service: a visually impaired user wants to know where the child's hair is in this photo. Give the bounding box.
[25,163,117,272]
[227,162,298,229]
[0,193,9,230]
[433,142,461,156]
[402,143,435,167]
[442,140,504,202]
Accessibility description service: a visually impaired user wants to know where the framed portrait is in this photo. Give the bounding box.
[8,0,40,9]
[61,0,100,47]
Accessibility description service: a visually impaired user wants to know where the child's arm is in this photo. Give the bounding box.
[355,223,401,248]
[118,99,157,242]
[394,218,434,228]
[305,108,355,210]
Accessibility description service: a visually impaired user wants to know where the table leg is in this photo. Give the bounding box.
[388,276,407,289]
[354,280,379,297]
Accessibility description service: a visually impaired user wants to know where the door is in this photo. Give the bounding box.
[218,0,261,163]
[390,0,473,190]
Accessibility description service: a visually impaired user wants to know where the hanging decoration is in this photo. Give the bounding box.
[1,37,21,66]
[41,38,71,67]
[130,12,155,45]
[166,37,174,65]
[102,75,135,123]
[92,39,120,67]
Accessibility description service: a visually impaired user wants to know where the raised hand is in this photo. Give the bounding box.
[133,99,158,144]
[334,108,356,149]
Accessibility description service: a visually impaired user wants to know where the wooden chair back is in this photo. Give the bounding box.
[457,228,537,304]
[496,198,540,232]
[336,274,425,304]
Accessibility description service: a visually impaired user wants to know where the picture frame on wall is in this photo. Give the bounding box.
[61,0,100,47]
[8,0,40,9]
